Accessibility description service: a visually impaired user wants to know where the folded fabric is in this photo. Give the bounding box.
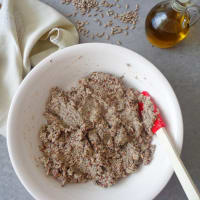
[0,0,79,137]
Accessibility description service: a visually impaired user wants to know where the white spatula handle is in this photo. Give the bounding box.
[157,128,200,200]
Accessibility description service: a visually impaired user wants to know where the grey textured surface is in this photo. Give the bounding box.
[1,0,200,199]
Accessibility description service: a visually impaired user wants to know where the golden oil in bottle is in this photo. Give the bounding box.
[145,0,190,48]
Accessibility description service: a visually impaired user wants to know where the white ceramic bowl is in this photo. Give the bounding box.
[7,43,183,200]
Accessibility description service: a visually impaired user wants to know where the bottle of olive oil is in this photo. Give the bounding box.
[145,0,200,48]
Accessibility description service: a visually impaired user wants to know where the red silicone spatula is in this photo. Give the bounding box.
[139,91,200,200]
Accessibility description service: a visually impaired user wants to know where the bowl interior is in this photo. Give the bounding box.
[7,43,183,200]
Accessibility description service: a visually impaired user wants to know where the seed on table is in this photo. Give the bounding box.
[125,31,128,35]
[73,12,77,17]
[125,4,129,9]
[116,40,121,45]
[96,32,105,38]
[66,14,72,17]
[131,25,135,30]
[94,13,98,16]
[91,34,95,39]
[106,35,110,40]
[98,21,102,26]
[124,25,129,30]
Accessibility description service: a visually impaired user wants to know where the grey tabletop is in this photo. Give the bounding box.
[1,0,200,199]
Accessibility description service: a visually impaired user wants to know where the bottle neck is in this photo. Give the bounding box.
[171,0,191,12]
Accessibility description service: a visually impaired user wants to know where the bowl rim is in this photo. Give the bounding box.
[7,43,184,200]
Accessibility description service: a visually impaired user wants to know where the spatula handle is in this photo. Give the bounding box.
[157,128,200,200]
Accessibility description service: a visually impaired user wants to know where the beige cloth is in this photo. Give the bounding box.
[0,0,79,137]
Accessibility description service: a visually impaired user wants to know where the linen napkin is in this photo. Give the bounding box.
[0,0,79,137]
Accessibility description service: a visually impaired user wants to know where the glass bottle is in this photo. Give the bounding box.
[145,0,200,48]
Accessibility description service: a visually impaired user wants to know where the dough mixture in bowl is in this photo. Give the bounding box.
[39,72,157,187]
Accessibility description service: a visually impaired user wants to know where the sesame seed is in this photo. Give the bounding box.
[62,0,140,43]
[106,35,110,40]
[124,25,129,30]
[91,34,95,39]
[66,13,72,17]
[131,25,135,30]
[98,21,102,26]
[116,40,121,45]
[96,32,105,38]
[73,12,77,17]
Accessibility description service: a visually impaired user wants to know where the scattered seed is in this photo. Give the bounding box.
[116,40,121,45]
[131,25,135,30]
[125,4,129,10]
[98,21,102,26]
[62,0,71,4]
[118,10,139,25]
[111,26,123,35]
[66,13,72,17]
[95,7,99,11]
[106,35,110,40]
[73,12,77,17]
[71,0,99,15]
[76,20,90,36]
[91,34,95,39]
[96,32,105,38]
[62,0,140,43]
[100,0,114,8]
[107,10,114,16]
[100,13,104,18]
[125,25,129,30]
